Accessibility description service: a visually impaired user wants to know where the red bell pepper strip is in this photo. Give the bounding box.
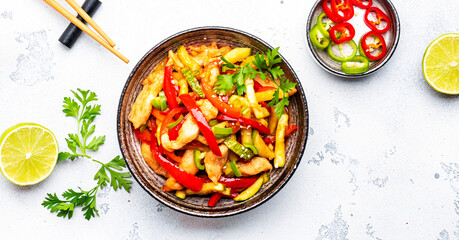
[262,135,275,145]
[208,193,223,207]
[149,130,203,192]
[219,176,259,189]
[331,0,354,22]
[329,22,355,44]
[134,128,151,143]
[187,140,204,148]
[322,0,342,23]
[360,31,387,61]
[219,95,229,104]
[253,80,277,92]
[197,174,212,183]
[163,64,179,110]
[352,0,372,9]
[216,114,270,135]
[202,83,241,118]
[364,7,390,34]
[164,150,182,163]
[284,125,298,137]
[153,151,203,192]
[179,94,222,157]
[169,114,186,141]
[160,108,183,137]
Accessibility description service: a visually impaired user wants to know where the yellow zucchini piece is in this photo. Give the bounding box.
[268,107,278,134]
[185,183,226,195]
[177,45,201,74]
[255,88,297,102]
[241,55,256,68]
[252,130,274,160]
[274,114,288,168]
[233,173,266,201]
[224,48,251,64]
[245,79,270,119]
[175,190,186,199]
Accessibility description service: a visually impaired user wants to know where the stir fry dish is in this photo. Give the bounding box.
[310,0,391,74]
[128,42,298,206]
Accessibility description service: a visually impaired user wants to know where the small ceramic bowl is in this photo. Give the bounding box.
[117,26,309,217]
[306,0,400,78]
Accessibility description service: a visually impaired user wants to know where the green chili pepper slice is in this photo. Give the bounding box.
[151,91,168,111]
[208,119,219,127]
[229,160,242,177]
[310,24,330,50]
[316,13,333,39]
[327,40,357,62]
[167,114,184,129]
[243,143,258,155]
[341,55,370,74]
[213,127,234,139]
[193,150,205,170]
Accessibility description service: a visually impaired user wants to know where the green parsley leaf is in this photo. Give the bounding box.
[93,156,132,192]
[59,89,105,161]
[215,74,233,90]
[219,47,296,118]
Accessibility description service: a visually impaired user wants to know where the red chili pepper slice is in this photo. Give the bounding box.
[329,22,355,44]
[134,128,151,143]
[284,125,298,137]
[331,0,354,22]
[202,83,241,118]
[179,94,222,157]
[322,0,342,23]
[352,0,372,9]
[163,64,179,110]
[360,31,387,61]
[208,193,223,207]
[364,7,390,34]
[219,176,259,189]
[216,114,270,135]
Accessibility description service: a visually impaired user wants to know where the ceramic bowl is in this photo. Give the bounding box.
[117,26,309,217]
[306,0,400,78]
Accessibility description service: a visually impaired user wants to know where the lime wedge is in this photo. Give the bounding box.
[0,123,58,185]
[422,33,459,94]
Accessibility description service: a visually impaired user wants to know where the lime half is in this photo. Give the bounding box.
[0,123,58,185]
[422,33,459,94]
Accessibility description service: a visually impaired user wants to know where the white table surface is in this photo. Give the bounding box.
[1,0,459,239]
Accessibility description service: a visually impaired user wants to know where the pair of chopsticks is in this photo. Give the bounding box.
[43,0,129,63]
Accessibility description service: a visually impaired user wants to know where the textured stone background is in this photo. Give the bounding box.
[0,0,458,239]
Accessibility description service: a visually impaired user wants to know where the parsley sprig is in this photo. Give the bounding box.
[58,89,105,161]
[43,89,132,220]
[214,47,296,118]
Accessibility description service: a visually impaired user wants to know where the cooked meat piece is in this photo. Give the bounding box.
[204,145,229,183]
[163,150,199,191]
[196,99,218,121]
[140,142,169,178]
[237,157,273,176]
[161,114,200,152]
[129,70,164,129]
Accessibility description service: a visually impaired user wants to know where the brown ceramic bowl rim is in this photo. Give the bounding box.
[306,0,401,78]
[117,26,309,217]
